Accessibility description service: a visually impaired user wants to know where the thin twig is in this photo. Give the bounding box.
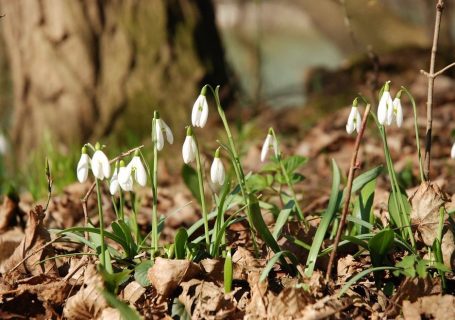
[326,104,371,282]
[423,0,445,181]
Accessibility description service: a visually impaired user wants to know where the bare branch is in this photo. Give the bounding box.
[326,104,371,282]
[423,0,445,181]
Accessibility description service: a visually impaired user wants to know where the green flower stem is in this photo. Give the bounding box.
[206,85,259,254]
[193,133,210,249]
[119,189,125,221]
[401,86,424,183]
[95,178,106,267]
[269,128,307,225]
[151,117,159,259]
[380,125,416,249]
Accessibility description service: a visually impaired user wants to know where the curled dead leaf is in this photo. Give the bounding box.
[402,294,455,320]
[179,279,239,319]
[63,265,108,320]
[410,182,448,246]
[147,258,201,297]
[0,195,25,232]
[2,206,58,279]
[410,182,454,268]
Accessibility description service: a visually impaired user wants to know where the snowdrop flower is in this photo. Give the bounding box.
[377,81,394,126]
[346,99,362,134]
[182,127,197,164]
[154,111,174,151]
[210,148,225,185]
[118,160,133,192]
[451,142,455,159]
[109,162,120,195]
[0,131,7,155]
[392,92,403,128]
[191,86,209,128]
[76,146,91,183]
[128,151,147,187]
[260,128,279,162]
[91,142,111,180]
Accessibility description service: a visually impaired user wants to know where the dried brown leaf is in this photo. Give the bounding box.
[0,195,24,231]
[121,281,146,306]
[147,258,201,297]
[0,227,24,273]
[410,182,448,246]
[63,265,108,320]
[179,279,239,319]
[402,295,455,320]
[2,206,58,279]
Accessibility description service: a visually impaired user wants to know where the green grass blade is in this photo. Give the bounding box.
[339,266,400,297]
[260,250,298,282]
[272,200,294,240]
[174,228,188,259]
[102,290,142,320]
[304,159,341,277]
[224,249,233,293]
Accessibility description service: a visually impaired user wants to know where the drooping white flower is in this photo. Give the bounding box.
[154,112,173,151]
[378,82,394,125]
[91,143,111,180]
[451,142,455,159]
[191,86,209,128]
[346,103,362,134]
[109,162,120,195]
[0,131,8,155]
[260,128,278,162]
[182,127,197,164]
[128,152,147,187]
[118,160,133,191]
[210,148,225,185]
[77,146,91,183]
[392,97,403,128]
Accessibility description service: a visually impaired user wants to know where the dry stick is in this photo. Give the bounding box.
[422,0,445,181]
[326,104,371,282]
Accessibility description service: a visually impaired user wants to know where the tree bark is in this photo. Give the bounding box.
[0,0,231,159]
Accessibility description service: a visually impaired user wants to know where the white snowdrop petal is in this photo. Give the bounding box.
[198,96,209,128]
[182,136,196,164]
[131,156,147,187]
[155,120,164,151]
[109,168,119,195]
[345,107,356,134]
[161,120,174,145]
[261,134,272,162]
[355,108,362,133]
[77,154,90,183]
[192,96,202,127]
[393,98,403,128]
[451,142,455,159]
[0,133,7,155]
[377,92,388,125]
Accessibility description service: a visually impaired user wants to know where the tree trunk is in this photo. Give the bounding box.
[0,0,231,159]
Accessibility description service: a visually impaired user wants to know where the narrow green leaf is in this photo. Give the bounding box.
[182,164,200,204]
[305,159,341,277]
[174,228,188,260]
[224,249,233,293]
[102,290,142,320]
[339,266,401,297]
[249,193,281,254]
[260,250,298,282]
[134,260,152,287]
[272,200,294,240]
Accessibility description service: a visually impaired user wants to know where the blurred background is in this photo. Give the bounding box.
[0,0,454,198]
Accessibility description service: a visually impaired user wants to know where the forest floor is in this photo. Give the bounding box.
[1,80,455,319]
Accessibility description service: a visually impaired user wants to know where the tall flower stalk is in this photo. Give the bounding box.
[204,85,259,252]
[268,128,306,223]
